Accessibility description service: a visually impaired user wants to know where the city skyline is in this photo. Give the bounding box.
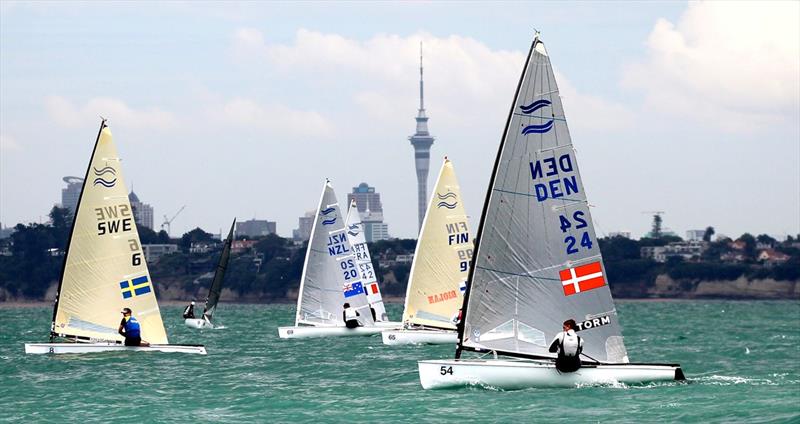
[1,2,797,240]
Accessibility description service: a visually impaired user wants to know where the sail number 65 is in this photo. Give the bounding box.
[440,366,453,375]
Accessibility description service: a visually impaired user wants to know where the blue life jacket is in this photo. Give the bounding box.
[124,316,141,338]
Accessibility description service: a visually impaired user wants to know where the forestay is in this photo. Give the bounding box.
[295,181,375,327]
[51,121,168,344]
[203,219,235,321]
[403,158,473,330]
[458,37,628,363]
[344,199,388,322]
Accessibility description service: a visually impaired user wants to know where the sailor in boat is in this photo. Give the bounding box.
[548,319,583,373]
[119,308,150,347]
[182,301,196,319]
[342,303,362,329]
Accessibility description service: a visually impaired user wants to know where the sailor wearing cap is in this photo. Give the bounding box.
[118,308,148,346]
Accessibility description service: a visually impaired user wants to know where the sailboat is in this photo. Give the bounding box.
[278,180,387,339]
[417,34,683,388]
[343,198,401,328]
[383,158,473,345]
[185,219,235,329]
[25,120,206,355]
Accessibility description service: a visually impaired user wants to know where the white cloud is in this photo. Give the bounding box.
[0,134,21,152]
[623,1,800,132]
[232,28,633,134]
[208,97,334,138]
[44,96,178,130]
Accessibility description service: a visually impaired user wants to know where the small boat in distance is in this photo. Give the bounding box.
[185,219,235,329]
[25,120,206,355]
[383,157,472,345]
[418,33,682,388]
[278,180,387,339]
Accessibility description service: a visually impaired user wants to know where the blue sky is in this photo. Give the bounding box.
[1,1,798,240]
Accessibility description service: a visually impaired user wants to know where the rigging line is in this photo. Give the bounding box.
[492,187,583,203]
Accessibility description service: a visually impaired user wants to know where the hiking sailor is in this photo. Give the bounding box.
[342,303,361,329]
[119,308,150,347]
[548,319,584,372]
[182,301,196,319]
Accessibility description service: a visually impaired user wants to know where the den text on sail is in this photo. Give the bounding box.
[529,152,579,201]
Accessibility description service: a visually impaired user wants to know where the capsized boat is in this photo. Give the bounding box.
[344,198,401,328]
[278,180,387,339]
[383,158,472,345]
[185,219,235,329]
[25,120,206,355]
[418,33,682,388]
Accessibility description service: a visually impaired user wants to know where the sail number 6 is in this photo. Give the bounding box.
[558,211,593,255]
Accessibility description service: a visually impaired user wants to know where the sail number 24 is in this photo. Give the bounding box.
[558,211,593,255]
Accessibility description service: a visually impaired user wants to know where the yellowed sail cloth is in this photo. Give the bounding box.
[403,158,473,329]
[52,122,168,344]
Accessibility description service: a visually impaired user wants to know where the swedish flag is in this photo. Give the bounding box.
[120,276,152,299]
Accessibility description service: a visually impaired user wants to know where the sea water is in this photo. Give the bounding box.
[1,300,798,423]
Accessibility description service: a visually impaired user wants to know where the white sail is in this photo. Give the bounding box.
[295,181,375,327]
[344,199,389,322]
[457,35,628,363]
[402,158,472,330]
[51,121,168,344]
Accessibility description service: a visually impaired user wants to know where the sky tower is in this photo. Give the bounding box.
[408,42,435,231]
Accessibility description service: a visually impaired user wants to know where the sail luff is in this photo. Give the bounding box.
[456,38,539,357]
[203,218,235,320]
[50,119,107,340]
[294,180,328,326]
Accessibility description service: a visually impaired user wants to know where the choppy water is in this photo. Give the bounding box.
[1,301,798,423]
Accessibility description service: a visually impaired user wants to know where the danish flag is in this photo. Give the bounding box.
[558,261,606,296]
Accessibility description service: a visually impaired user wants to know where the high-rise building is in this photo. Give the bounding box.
[61,176,84,215]
[292,210,315,242]
[129,191,154,230]
[236,219,277,238]
[347,183,390,242]
[408,43,434,231]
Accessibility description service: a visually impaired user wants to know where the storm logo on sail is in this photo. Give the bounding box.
[92,166,117,188]
[519,98,554,135]
[436,191,458,209]
[321,207,337,225]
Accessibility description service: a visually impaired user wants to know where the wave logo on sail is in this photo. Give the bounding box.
[519,98,554,135]
[92,166,117,188]
[347,224,360,237]
[436,191,458,209]
[119,276,152,299]
[321,207,337,226]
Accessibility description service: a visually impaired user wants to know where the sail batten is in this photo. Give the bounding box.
[457,35,628,363]
[51,121,168,344]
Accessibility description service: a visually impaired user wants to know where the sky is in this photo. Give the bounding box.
[1,1,798,240]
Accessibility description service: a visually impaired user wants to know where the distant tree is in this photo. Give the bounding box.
[738,233,757,259]
[137,225,159,244]
[598,236,641,261]
[48,206,72,250]
[156,230,171,244]
[179,227,214,250]
[651,214,663,239]
[756,234,776,246]
[702,226,715,242]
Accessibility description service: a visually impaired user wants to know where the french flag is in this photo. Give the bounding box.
[558,262,606,296]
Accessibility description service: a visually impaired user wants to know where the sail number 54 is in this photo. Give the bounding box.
[558,211,593,255]
[440,366,454,375]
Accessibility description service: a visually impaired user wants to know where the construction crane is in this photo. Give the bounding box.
[161,205,186,236]
[641,211,665,238]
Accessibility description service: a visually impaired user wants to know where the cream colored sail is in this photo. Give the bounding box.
[51,121,168,344]
[403,158,473,329]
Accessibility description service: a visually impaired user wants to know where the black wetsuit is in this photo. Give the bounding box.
[343,309,360,329]
[183,304,195,319]
[548,331,583,373]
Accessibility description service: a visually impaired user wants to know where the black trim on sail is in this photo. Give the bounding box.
[50,119,107,342]
[203,218,235,320]
[455,35,540,359]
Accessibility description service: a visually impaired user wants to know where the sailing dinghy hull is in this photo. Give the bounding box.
[418,359,683,389]
[278,325,386,339]
[382,329,457,345]
[184,318,214,329]
[24,343,207,355]
[373,321,403,328]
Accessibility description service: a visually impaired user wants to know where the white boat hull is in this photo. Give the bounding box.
[24,343,207,355]
[184,318,214,329]
[278,325,387,339]
[373,320,403,328]
[418,359,684,389]
[382,329,457,345]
